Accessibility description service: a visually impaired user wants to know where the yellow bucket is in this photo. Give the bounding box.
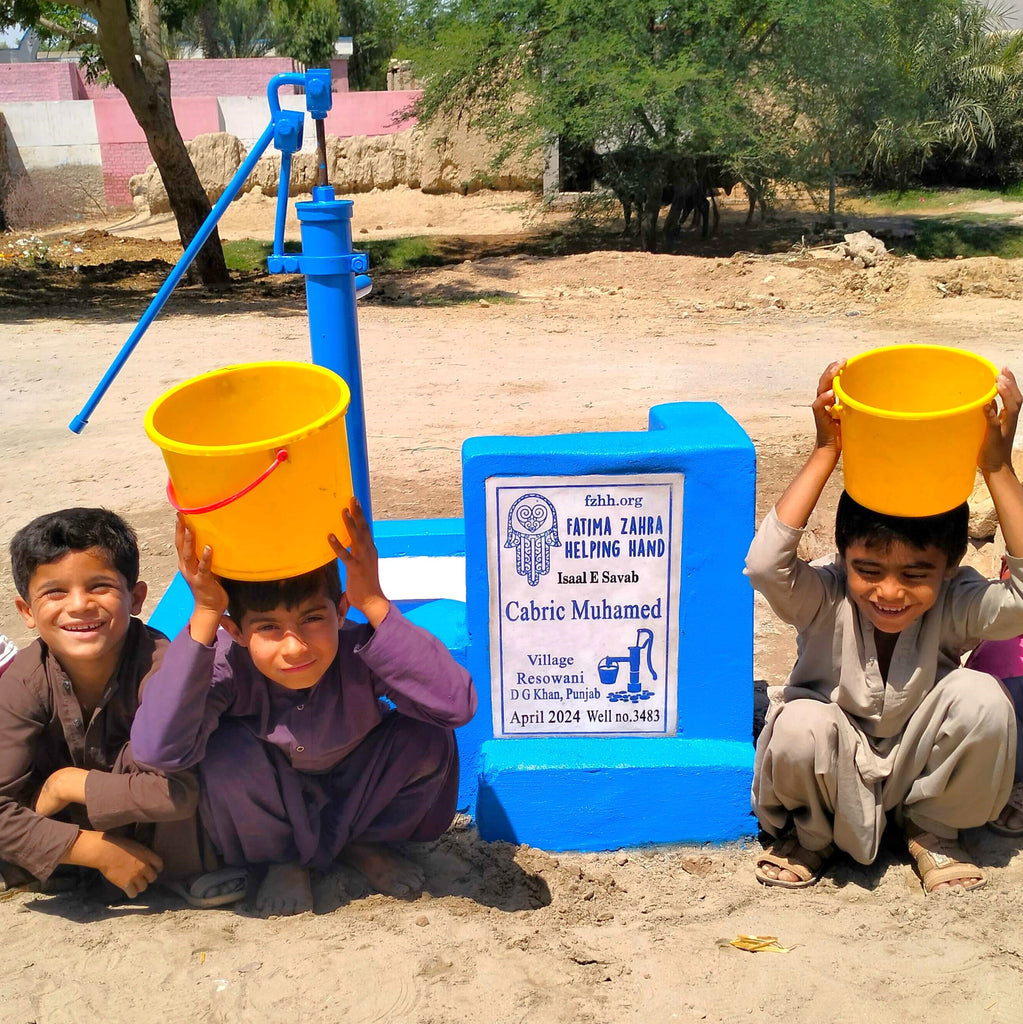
[144,361,354,581]
[833,345,997,517]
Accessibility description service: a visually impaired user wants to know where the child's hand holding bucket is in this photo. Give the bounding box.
[176,513,230,645]
[329,498,390,629]
[813,360,845,455]
[773,360,848,531]
[979,368,1022,474]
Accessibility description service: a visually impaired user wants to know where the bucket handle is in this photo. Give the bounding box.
[167,448,289,515]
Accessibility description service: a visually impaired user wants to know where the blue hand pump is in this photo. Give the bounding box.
[68,68,374,520]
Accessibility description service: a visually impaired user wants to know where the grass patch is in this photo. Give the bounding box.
[222,238,300,271]
[418,290,518,307]
[362,236,446,270]
[853,185,1023,212]
[888,218,1023,259]
[223,236,448,274]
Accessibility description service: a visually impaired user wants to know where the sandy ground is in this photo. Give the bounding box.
[5,189,1023,1023]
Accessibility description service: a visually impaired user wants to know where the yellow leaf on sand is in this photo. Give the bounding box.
[729,935,790,953]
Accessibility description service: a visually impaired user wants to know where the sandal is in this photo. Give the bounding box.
[906,831,986,894]
[0,866,78,895]
[754,836,833,889]
[165,867,248,908]
[989,782,1023,838]
[0,865,33,894]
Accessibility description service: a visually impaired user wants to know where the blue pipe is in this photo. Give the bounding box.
[69,119,278,434]
[296,186,374,521]
[274,151,292,259]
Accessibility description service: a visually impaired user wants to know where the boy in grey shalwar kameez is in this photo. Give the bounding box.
[747,361,1023,893]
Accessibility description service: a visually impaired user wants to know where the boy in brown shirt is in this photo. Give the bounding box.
[0,507,241,905]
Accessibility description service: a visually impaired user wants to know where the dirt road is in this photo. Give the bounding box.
[4,192,1023,1024]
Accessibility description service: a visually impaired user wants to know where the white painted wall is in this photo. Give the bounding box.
[217,95,320,153]
[2,100,100,171]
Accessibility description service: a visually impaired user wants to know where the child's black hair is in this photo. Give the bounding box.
[835,491,969,566]
[10,507,140,600]
[221,561,343,625]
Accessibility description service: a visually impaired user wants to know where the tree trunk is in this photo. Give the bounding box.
[94,0,229,286]
[197,1,223,59]
[641,179,663,253]
[828,152,837,217]
[0,111,9,233]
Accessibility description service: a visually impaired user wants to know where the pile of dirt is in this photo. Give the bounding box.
[4,215,1021,330]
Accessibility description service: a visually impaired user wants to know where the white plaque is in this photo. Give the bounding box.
[487,474,683,737]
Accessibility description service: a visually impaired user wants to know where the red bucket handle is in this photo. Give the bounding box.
[167,448,289,515]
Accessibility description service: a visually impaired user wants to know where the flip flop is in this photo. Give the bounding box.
[165,867,248,908]
[988,782,1023,838]
[754,837,833,889]
[906,831,986,894]
[0,866,77,895]
[0,865,33,894]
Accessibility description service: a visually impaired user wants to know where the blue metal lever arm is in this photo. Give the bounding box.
[68,119,278,434]
[268,72,308,119]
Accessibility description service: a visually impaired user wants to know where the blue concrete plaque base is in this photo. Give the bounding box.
[476,737,754,850]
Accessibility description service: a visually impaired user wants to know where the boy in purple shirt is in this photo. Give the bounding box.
[131,499,477,916]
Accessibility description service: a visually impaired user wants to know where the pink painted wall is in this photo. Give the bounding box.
[92,96,221,143]
[78,57,304,100]
[0,61,85,101]
[94,97,221,205]
[324,90,419,137]
[328,60,349,93]
[0,56,344,103]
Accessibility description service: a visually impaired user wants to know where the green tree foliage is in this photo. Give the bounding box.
[403,0,1023,238]
[337,0,403,90]
[403,0,795,247]
[173,0,278,58]
[405,1,752,163]
[169,0,401,89]
[765,0,932,214]
[866,1,1023,188]
[271,0,402,89]
[272,0,339,66]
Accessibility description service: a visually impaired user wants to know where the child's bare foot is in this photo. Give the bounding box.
[255,862,313,916]
[341,842,425,896]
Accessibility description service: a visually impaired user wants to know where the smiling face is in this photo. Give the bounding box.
[227,591,345,690]
[843,540,955,634]
[15,547,146,681]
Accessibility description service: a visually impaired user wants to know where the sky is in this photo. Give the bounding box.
[1003,1,1023,28]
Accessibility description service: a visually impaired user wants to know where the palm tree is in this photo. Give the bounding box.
[171,0,279,59]
[868,1,1023,188]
